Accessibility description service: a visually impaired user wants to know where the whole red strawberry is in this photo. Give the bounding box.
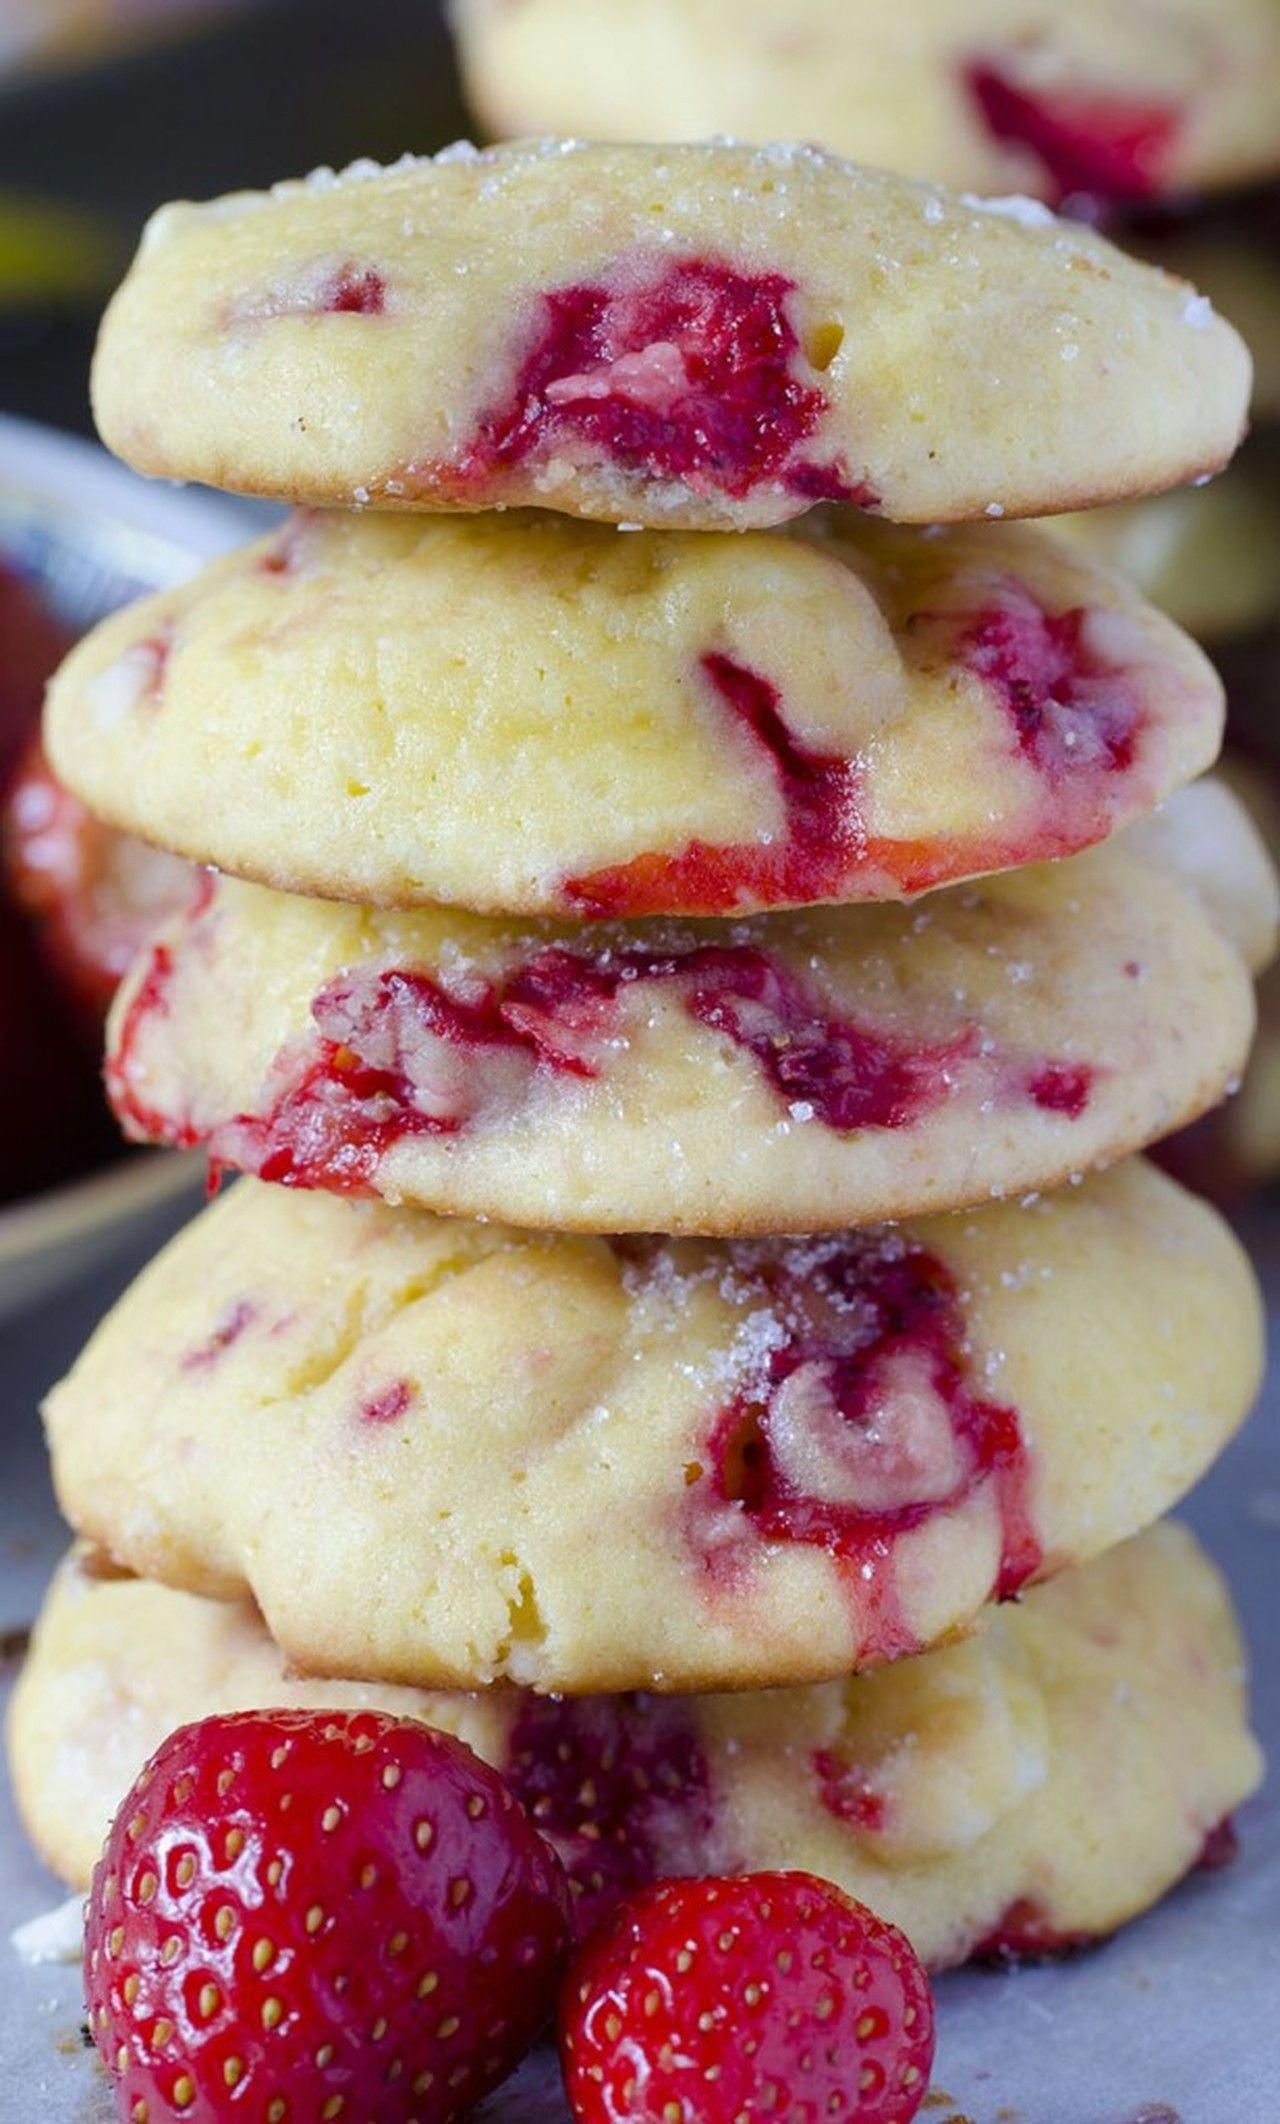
[559,1871,934,2124]
[85,1708,572,2124]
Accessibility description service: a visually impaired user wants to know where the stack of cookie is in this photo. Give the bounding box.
[9,140,1274,1973]
[451,2,1280,1208]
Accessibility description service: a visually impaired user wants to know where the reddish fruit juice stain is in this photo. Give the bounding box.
[572,602,1145,916]
[181,1298,257,1373]
[1026,1061,1093,1117]
[812,1751,888,1833]
[959,599,1140,782]
[969,1897,1099,1965]
[688,1235,1041,1665]
[320,265,386,315]
[193,945,979,1192]
[106,937,200,1149]
[966,62,1180,213]
[359,1379,416,1426]
[504,1694,714,1937]
[435,256,871,507]
[112,888,1092,1187]
[213,967,542,1193]
[568,653,867,917]
[1196,1816,1238,1871]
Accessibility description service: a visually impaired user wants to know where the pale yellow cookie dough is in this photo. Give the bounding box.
[46,509,1225,918]
[104,830,1258,1235]
[450,0,1280,208]
[10,1529,1261,1971]
[1130,222,1280,423]
[91,141,1250,531]
[1047,459,1280,645]
[44,1161,1263,1695]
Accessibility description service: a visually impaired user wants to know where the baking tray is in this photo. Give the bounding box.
[2,1198,1278,2123]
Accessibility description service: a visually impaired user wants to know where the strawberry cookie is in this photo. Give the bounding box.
[43,1160,1262,1694]
[101,831,1259,1234]
[1046,458,1280,646]
[11,1526,1261,1967]
[1132,211,1280,422]
[46,509,1225,917]
[91,140,1250,532]
[450,0,1280,213]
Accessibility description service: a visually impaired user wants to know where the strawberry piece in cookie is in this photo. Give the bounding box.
[446,256,871,509]
[691,1234,1039,1663]
[100,817,1250,1236]
[190,941,1000,1195]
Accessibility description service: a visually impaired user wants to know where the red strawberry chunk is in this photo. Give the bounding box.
[559,1870,934,2124]
[84,1708,572,2124]
[447,256,870,506]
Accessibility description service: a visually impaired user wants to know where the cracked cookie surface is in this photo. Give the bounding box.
[44,1160,1262,1694]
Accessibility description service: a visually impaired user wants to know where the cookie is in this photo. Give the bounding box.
[1152,757,1280,1198]
[1124,773,1279,980]
[449,0,1280,212]
[43,1160,1262,1695]
[91,140,1250,532]
[45,509,1225,919]
[1046,457,1280,645]
[1132,211,1280,422]
[11,1528,1260,1969]
[103,831,1259,1235]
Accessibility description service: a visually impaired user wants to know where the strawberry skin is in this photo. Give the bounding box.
[85,1708,572,2124]
[559,1870,934,2124]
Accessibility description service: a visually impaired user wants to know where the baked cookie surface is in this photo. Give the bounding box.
[1132,211,1280,422]
[11,1528,1260,1968]
[1046,457,1280,646]
[450,0,1280,212]
[46,509,1225,918]
[91,140,1250,531]
[104,833,1258,1234]
[43,1161,1263,1694]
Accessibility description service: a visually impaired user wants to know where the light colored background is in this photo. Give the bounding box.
[1,1193,1277,2123]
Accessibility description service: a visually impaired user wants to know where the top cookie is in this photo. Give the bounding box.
[91,140,1250,532]
[450,2,1280,215]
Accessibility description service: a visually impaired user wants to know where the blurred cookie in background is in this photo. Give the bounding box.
[0,0,246,79]
[1130,191,1280,421]
[1155,755,1280,1203]
[1046,452,1280,648]
[449,0,1280,218]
